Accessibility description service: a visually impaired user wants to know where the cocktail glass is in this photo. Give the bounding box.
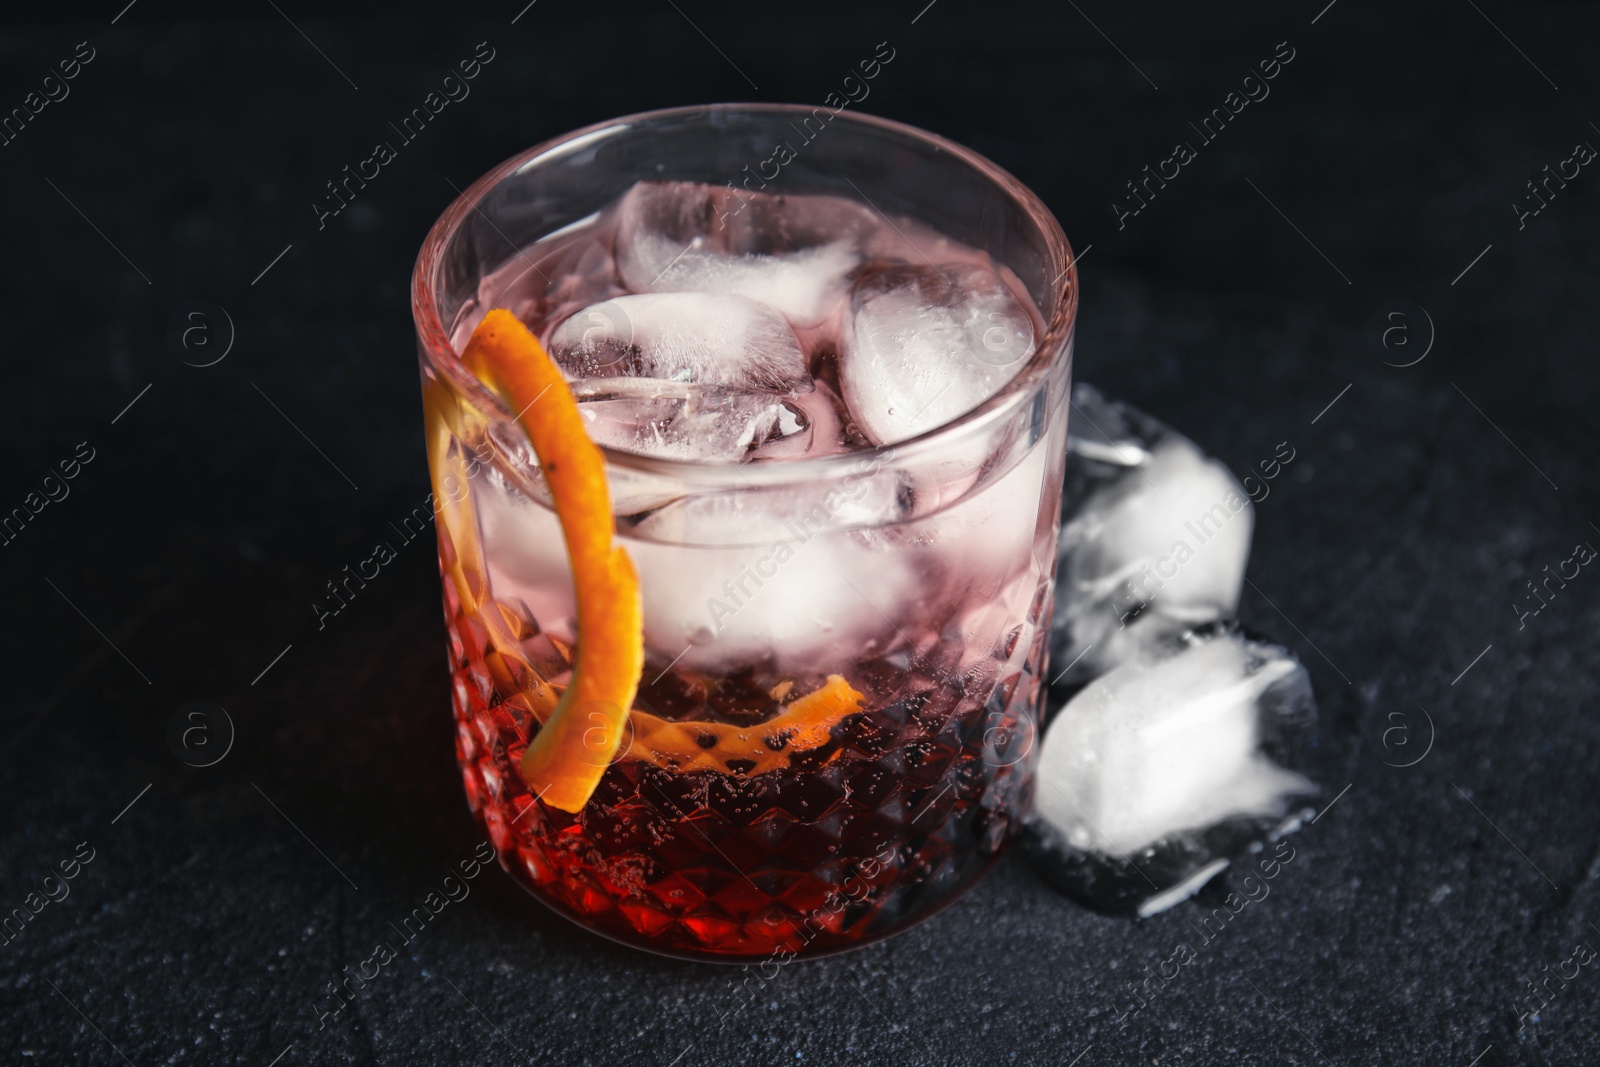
[411,104,1078,960]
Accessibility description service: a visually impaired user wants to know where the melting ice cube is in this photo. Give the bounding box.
[1052,384,1253,687]
[572,378,810,465]
[613,181,867,327]
[839,263,1036,445]
[1025,623,1318,916]
[1064,381,1164,471]
[628,495,914,672]
[549,292,808,391]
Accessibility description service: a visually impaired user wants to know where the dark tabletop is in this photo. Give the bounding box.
[2,2,1598,1064]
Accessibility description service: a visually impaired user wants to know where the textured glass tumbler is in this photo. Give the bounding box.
[412,105,1079,960]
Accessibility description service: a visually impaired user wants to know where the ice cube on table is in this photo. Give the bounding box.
[1065,381,1165,470]
[1038,628,1315,854]
[1025,624,1318,916]
[839,263,1036,445]
[1052,387,1253,687]
[614,181,866,327]
[549,292,808,391]
[572,378,810,466]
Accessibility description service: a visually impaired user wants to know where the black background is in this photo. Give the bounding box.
[2,2,1597,1064]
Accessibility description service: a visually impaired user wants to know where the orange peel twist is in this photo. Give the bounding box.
[462,309,644,812]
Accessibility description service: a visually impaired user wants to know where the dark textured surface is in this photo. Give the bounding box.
[2,3,1598,1064]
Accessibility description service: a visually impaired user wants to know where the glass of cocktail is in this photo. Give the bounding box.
[412,105,1077,960]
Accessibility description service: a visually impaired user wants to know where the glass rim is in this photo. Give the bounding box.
[411,102,1079,488]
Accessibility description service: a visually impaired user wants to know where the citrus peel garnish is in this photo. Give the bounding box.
[626,674,866,774]
[462,308,644,813]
